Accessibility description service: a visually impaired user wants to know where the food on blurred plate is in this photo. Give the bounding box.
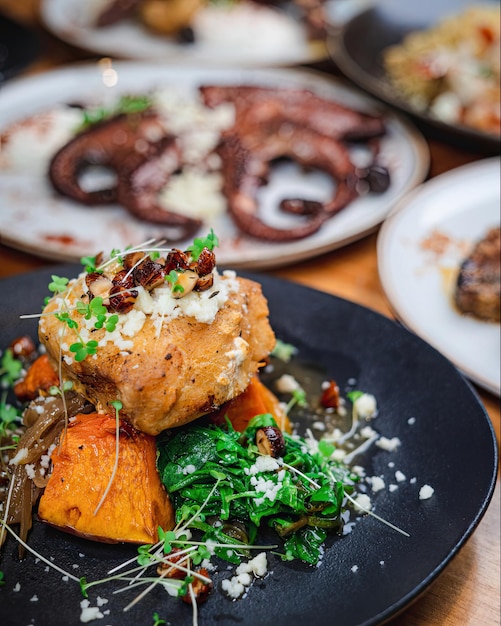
[383,5,500,135]
[84,0,328,44]
[0,83,390,243]
[455,226,500,322]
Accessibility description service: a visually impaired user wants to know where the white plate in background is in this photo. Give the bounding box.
[40,0,325,66]
[0,63,429,269]
[378,157,501,395]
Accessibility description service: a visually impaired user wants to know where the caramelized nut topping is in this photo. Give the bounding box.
[256,426,286,458]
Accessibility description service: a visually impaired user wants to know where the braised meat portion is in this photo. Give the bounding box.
[455,226,500,322]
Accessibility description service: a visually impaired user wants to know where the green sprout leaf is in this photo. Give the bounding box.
[0,349,23,385]
[152,611,166,626]
[48,275,69,294]
[55,311,79,330]
[80,255,101,274]
[187,229,219,261]
[166,270,185,294]
[158,528,177,554]
[79,577,88,598]
[70,340,98,362]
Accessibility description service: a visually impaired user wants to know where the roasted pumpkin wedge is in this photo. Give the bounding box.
[38,412,174,544]
[210,375,291,433]
[14,354,59,402]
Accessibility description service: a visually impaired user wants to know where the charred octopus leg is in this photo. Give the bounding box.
[48,111,201,240]
[217,127,359,243]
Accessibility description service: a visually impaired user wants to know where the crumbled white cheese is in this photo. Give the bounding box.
[24,464,36,479]
[248,455,281,475]
[222,552,268,599]
[360,425,377,439]
[419,484,435,500]
[275,374,301,394]
[182,464,197,475]
[119,309,146,337]
[158,169,227,219]
[369,476,386,493]
[9,447,28,465]
[221,577,246,599]
[225,337,250,367]
[79,599,104,622]
[353,493,372,512]
[354,393,378,419]
[376,437,401,452]
[395,470,406,483]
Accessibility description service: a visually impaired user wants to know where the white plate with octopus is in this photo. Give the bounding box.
[0,63,429,269]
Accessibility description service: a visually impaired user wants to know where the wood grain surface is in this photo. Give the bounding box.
[0,2,499,624]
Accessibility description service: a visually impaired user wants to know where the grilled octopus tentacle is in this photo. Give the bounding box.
[199,85,387,141]
[48,111,166,205]
[117,136,202,239]
[217,126,359,243]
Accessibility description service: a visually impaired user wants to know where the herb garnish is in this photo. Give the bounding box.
[78,94,153,131]
[187,229,219,261]
[0,349,22,386]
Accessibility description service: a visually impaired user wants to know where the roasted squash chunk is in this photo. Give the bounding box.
[14,354,59,402]
[38,412,174,544]
[211,376,291,433]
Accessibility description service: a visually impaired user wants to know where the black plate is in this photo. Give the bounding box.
[327,0,501,154]
[1,265,498,626]
[0,14,39,83]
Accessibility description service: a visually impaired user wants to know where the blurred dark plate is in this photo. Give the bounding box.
[326,0,501,154]
[0,14,39,83]
[0,265,498,625]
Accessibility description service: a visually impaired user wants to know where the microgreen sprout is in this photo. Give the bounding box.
[187,229,219,261]
[285,387,307,413]
[152,612,166,626]
[165,270,184,294]
[70,340,99,362]
[93,400,123,516]
[48,275,69,295]
[80,255,102,274]
[55,311,79,330]
[78,94,152,131]
[271,339,298,363]
[75,297,119,331]
[0,349,23,386]
[0,392,22,439]
[49,381,74,396]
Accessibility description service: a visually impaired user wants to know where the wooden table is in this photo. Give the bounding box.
[0,2,499,624]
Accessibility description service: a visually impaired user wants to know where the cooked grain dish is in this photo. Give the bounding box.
[383,5,500,135]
